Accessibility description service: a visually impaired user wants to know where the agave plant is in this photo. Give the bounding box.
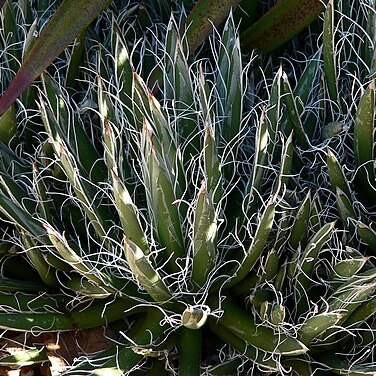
[0,12,296,373]
[0,0,376,375]
[0,0,327,116]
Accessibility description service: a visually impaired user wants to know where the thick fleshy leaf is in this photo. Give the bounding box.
[241,0,327,53]
[184,0,241,53]
[0,0,111,115]
[0,298,132,332]
[0,349,48,367]
[216,14,242,145]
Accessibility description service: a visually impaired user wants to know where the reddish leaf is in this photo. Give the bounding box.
[0,0,111,115]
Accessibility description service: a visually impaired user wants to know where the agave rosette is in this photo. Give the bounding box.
[0,1,375,375]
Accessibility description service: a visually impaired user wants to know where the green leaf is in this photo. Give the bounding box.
[354,80,376,203]
[323,0,338,101]
[208,321,279,371]
[164,17,198,157]
[0,278,47,293]
[228,198,276,287]
[2,0,20,74]
[216,14,242,145]
[327,149,352,198]
[191,182,217,288]
[124,239,172,303]
[0,298,131,332]
[65,27,87,88]
[0,171,36,213]
[272,132,293,195]
[0,0,112,115]
[267,66,283,152]
[336,187,357,232]
[0,293,69,312]
[289,190,311,250]
[40,100,116,245]
[357,222,376,253]
[143,127,184,270]
[294,221,335,312]
[0,348,48,367]
[0,105,17,145]
[282,72,310,149]
[178,327,202,376]
[0,140,29,175]
[244,111,269,214]
[208,296,308,355]
[112,171,149,255]
[41,73,107,183]
[330,256,368,280]
[204,125,222,205]
[20,230,58,288]
[298,312,343,345]
[45,224,123,295]
[354,81,375,168]
[315,353,376,375]
[0,191,47,241]
[65,276,112,299]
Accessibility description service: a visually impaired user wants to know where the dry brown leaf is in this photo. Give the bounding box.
[0,326,116,375]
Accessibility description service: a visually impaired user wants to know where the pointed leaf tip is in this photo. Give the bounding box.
[0,0,111,115]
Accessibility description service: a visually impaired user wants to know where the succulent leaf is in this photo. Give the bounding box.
[0,0,112,115]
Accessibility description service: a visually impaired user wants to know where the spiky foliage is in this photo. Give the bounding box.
[0,1,376,375]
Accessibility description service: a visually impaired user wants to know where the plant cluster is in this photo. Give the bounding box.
[0,0,376,375]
